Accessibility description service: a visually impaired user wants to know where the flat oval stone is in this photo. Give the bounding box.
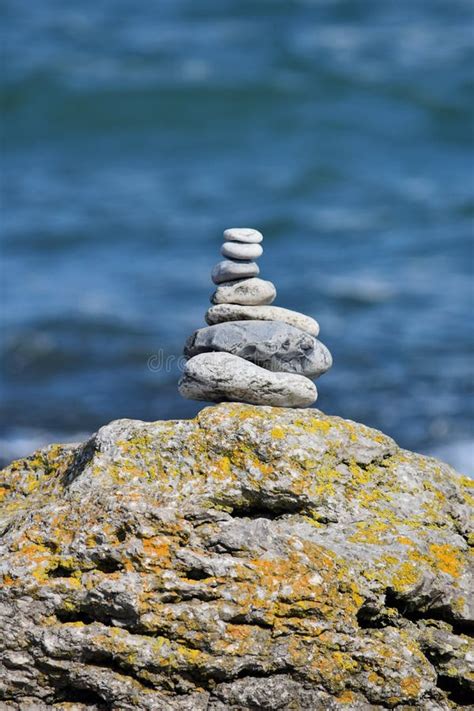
[221,241,263,260]
[212,278,276,306]
[223,227,263,244]
[212,260,260,285]
[206,304,320,337]
[179,352,317,407]
[184,321,332,378]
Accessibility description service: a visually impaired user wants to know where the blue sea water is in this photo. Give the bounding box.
[1,0,473,472]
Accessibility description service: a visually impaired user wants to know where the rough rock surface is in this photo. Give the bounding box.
[223,227,263,244]
[184,321,332,377]
[221,242,263,261]
[211,261,260,285]
[206,304,320,336]
[211,278,276,306]
[0,403,472,711]
[179,352,317,407]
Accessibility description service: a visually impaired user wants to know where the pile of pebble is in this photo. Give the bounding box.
[179,228,332,407]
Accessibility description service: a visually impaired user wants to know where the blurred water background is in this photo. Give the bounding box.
[1,0,473,472]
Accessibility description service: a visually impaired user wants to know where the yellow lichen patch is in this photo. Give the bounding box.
[428,544,463,578]
[117,435,153,457]
[232,542,365,639]
[347,460,373,487]
[212,624,269,658]
[302,644,358,690]
[400,675,421,698]
[141,537,171,565]
[391,562,422,592]
[271,426,285,439]
[1,446,75,514]
[49,512,75,547]
[356,487,391,506]
[336,690,357,704]
[332,651,358,675]
[229,446,267,472]
[211,456,232,480]
[368,670,383,684]
[302,514,325,528]
[462,491,474,507]
[202,403,267,424]
[232,407,264,421]
[452,596,466,615]
[225,624,254,641]
[363,553,400,580]
[85,532,99,548]
[393,544,466,581]
[310,468,339,499]
[146,635,211,672]
[295,417,332,435]
[397,536,415,546]
[348,520,392,545]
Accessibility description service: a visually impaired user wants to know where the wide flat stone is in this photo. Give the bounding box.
[184,320,332,378]
[212,260,260,285]
[179,352,317,407]
[206,304,320,336]
[223,227,263,244]
[212,278,276,306]
[221,241,263,260]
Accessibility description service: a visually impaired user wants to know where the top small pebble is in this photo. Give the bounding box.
[223,227,263,244]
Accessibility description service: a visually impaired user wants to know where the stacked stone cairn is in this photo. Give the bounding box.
[179,228,332,407]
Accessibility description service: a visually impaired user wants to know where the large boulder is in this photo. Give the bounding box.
[0,404,472,710]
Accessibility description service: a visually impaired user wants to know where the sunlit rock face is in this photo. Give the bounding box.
[0,403,472,710]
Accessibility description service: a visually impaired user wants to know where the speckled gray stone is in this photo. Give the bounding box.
[223,227,263,244]
[211,260,260,285]
[221,241,263,260]
[206,304,320,336]
[184,320,332,378]
[212,278,276,306]
[179,352,317,407]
